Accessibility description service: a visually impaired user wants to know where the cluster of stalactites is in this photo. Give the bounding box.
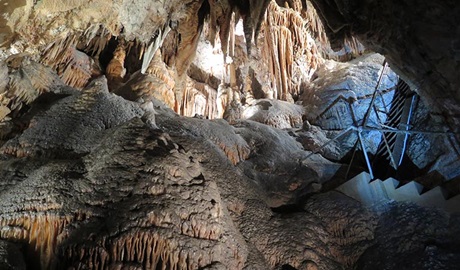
[39,22,175,90]
[206,0,271,57]
[0,54,63,126]
[58,230,221,270]
[0,212,86,269]
[182,77,219,119]
[263,1,322,101]
[40,25,113,89]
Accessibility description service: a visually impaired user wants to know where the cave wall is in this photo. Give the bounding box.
[309,0,460,127]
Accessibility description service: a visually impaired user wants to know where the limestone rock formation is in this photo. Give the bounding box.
[234,120,341,206]
[299,53,398,155]
[114,51,176,109]
[295,124,345,161]
[309,0,460,126]
[0,0,459,269]
[242,99,304,129]
[356,202,460,270]
[0,77,378,269]
[300,53,397,130]
[0,54,64,121]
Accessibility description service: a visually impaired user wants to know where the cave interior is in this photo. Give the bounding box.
[0,0,459,269]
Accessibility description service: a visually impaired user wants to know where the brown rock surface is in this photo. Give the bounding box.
[0,0,459,269]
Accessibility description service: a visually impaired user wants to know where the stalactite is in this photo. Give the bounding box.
[207,0,234,56]
[41,33,102,89]
[251,0,272,48]
[260,1,326,102]
[41,35,78,66]
[239,0,271,55]
[58,230,223,270]
[58,47,100,89]
[0,213,85,270]
[84,26,113,58]
[172,1,208,115]
[301,0,329,48]
[141,24,171,75]
[263,2,302,100]
[0,55,63,123]
[161,30,179,67]
[341,35,366,58]
[174,1,204,78]
[206,0,271,56]
[182,77,219,119]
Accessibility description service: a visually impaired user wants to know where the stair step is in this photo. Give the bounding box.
[392,181,423,202]
[415,186,448,209]
[399,181,424,193]
[337,173,389,205]
[446,195,460,213]
[335,173,460,214]
[383,177,399,191]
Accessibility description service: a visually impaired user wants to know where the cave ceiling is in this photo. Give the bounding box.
[1,1,458,117]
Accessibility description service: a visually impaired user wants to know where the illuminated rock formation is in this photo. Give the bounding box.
[0,0,333,118]
[105,41,127,91]
[309,0,460,126]
[242,99,304,129]
[114,50,176,109]
[0,0,459,269]
[0,77,376,269]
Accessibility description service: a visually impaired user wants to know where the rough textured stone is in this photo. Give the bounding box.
[242,99,304,129]
[0,240,26,270]
[298,53,397,155]
[309,0,460,118]
[300,53,397,130]
[0,77,381,269]
[295,125,346,161]
[356,202,460,270]
[0,0,459,269]
[234,120,341,207]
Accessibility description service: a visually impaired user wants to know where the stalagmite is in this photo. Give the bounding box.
[106,41,127,91]
[114,50,176,109]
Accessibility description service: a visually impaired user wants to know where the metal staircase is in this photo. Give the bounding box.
[336,172,460,213]
[302,59,460,210]
[373,79,416,170]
